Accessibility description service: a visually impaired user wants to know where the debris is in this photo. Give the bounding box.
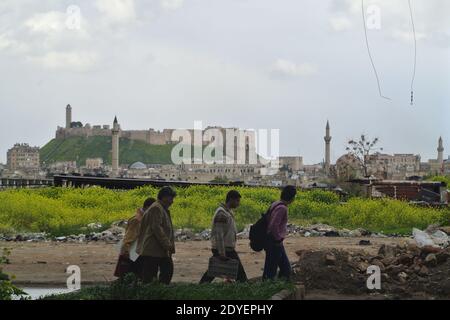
[424,254,437,267]
[292,244,450,298]
[325,253,337,265]
[359,240,371,246]
[430,230,449,247]
[413,227,449,249]
[87,222,102,230]
[439,226,450,235]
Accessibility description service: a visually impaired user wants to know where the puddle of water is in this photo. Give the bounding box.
[15,287,73,300]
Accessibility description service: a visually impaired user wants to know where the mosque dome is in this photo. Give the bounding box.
[129,162,147,170]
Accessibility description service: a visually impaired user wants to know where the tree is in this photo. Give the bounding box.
[346,135,383,178]
[210,176,229,184]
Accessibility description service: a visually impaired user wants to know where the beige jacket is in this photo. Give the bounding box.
[211,204,237,255]
[136,201,175,258]
[120,211,142,256]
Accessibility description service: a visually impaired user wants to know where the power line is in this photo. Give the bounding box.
[361,0,391,100]
[408,0,417,105]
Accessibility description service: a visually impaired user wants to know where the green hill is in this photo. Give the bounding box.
[40,136,176,165]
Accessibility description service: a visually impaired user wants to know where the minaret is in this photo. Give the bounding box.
[324,121,332,175]
[111,116,120,177]
[437,136,444,165]
[66,104,72,129]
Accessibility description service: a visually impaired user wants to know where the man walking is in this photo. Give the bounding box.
[200,190,248,283]
[263,185,297,281]
[136,186,177,284]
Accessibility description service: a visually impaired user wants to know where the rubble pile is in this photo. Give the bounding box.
[293,241,450,298]
[0,222,448,245]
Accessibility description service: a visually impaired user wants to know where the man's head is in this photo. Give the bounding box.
[158,186,177,208]
[143,197,156,210]
[225,190,241,209]
[280,185,297,205]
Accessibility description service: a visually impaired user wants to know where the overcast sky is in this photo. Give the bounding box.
[0,0,449,164]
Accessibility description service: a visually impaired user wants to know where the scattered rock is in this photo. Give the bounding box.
[425,223,441,234]
[236,226,249,239]
[87,222,102,230]
[378,244,398,258]
[356,261,370,272]
[359,240,371,246]
[439,226,450,235]
[325,253,337,265]
[349,229,362,237]
[419,265,429,276]
[111,220,127,228]
[371,259,385,272]
[398,272,408,283]
[396,254,414,266]
[436,252,449,264]
[424,254,437,267]
[293,243,450,298]
[421,246,442,255]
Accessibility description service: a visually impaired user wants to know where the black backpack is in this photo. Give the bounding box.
[249,203,285,252]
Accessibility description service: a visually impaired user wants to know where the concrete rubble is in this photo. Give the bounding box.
[1,222,449,245]
[293,239,450,298]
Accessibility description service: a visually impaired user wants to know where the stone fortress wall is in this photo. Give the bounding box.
[56,105,257,158]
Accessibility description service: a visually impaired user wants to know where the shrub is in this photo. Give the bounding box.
[44,274,294,300]
[0,186,447,236]
[0,248,27,300]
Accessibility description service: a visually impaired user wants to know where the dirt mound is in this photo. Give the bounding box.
[293,244,450,298]
[293,249,367,295]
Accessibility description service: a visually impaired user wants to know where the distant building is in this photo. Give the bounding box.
[86,158,104,170]
[279,156,304,172]
[324,121,332,175]
[129,162,147,170]
[427,137,445,175]
[48,161,77,173]
[7,143,40,171]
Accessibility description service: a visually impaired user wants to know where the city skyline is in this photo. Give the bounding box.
[1,1,449,163]
[1,108,446,167]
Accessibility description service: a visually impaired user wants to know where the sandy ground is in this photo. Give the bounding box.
[2,236,411,287]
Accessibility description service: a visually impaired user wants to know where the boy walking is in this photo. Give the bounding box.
[200,190,248,283]
[263,185,297,280]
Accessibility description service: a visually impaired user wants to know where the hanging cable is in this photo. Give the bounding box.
[408,0,417,105]
[361,0,391,100]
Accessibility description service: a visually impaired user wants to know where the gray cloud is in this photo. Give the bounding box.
[0,0,449,165]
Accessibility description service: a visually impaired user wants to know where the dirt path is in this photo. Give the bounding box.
[2,236,411,286]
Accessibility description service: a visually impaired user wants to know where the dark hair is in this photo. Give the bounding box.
[280,185,297,202]
[143,197,156,210]
[226,190,241,203]
[157,186,177,200]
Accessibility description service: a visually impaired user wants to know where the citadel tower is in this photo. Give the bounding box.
[324,121,332,175]
[111,116,120,177]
